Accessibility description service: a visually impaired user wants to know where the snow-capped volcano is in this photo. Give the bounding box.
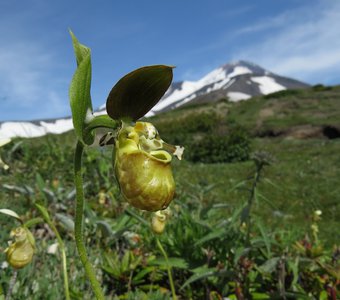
[0,60,309,139]
[146,60,309,116]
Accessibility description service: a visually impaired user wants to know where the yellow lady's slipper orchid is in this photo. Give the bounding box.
[5,226,35,269]
[114,121,183,212]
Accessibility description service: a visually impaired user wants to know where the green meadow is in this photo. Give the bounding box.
[0,85,339,299]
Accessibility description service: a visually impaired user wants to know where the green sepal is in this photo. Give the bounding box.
[106,65,174,121]
[69,31,94,145]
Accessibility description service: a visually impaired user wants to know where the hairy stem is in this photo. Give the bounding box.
[74,141,105,299]
[156,238,177,300]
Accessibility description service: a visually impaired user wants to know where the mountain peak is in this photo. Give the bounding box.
[221,60,269,76]
[147,60,308,116]
[0,60,310,139]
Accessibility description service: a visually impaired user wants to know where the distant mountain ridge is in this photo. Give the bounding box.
[0,60,309,139]
[146,60,309,116]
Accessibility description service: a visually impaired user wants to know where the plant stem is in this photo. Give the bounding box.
[0,284,4,300]
[245,168,261,245]
[83,115,118,141]
[60,246,70,300]
[5,269,17,300]
[156,238,177,300]
[23,217,44,228]
[35,204,70,300]
[74,141,105,300]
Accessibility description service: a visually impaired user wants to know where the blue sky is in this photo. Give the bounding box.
[1,0,340,121]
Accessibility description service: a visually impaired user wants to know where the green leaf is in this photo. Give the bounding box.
[227,179,247,193]
[258,257,280,274]
[24,217,44,228]
[70,30,91,67]
[69,31,94,144]
[2,184,34,196]
[121,251,131,272]
[180,267,216,290]
[149,257,189,269]
[35,203,51,222]
[194,228,226,246]
[0,284,4,300]
[55,213,75,232]
[287,257,299,287]
[256,191,278,210]
[96,220,115,238]
[255,219,272,258]
[106,65,173,121]
[0,208,22,222]
[133,266,156,283]
[251,292,270,299]
[240,204,250,223]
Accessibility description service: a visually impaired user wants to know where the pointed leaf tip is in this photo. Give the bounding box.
[69,31,94,144]
[106,65,174,121]
[0,209,22,222]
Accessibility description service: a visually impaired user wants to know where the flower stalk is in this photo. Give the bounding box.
[35,204,70,300]
[74,141,105,299]
[156,238,177,300]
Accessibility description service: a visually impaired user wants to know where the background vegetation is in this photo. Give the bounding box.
[0,85,339,299]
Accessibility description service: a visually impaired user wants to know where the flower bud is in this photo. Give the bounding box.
[151,208,171,234]
[5,226,35,269]
[151,213,166,234]
[114,122,182,212]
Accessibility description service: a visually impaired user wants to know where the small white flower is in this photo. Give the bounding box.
[314,210,322,216]
[1,261,9,269]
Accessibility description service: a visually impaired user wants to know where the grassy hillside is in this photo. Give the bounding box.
[148,85,340,244]
[0,85,339,299]
[150,84,340,138]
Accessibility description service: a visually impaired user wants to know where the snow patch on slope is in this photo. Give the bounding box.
[251,76,286,94]
[155,80,198,111]
[40,119,74,134]
[227,92,251,102]
[0,109,108,139]
[228,66,252,77]
[0,119,73,139]
[150,66,253,114]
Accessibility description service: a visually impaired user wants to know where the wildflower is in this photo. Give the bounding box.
[313,210,322,221]
[5,226,35,269]
[114,122,183,211]
[151,208,172,234]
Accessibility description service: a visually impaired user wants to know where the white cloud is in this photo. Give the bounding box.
[0,41,69,120]
[234,0,340,83]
